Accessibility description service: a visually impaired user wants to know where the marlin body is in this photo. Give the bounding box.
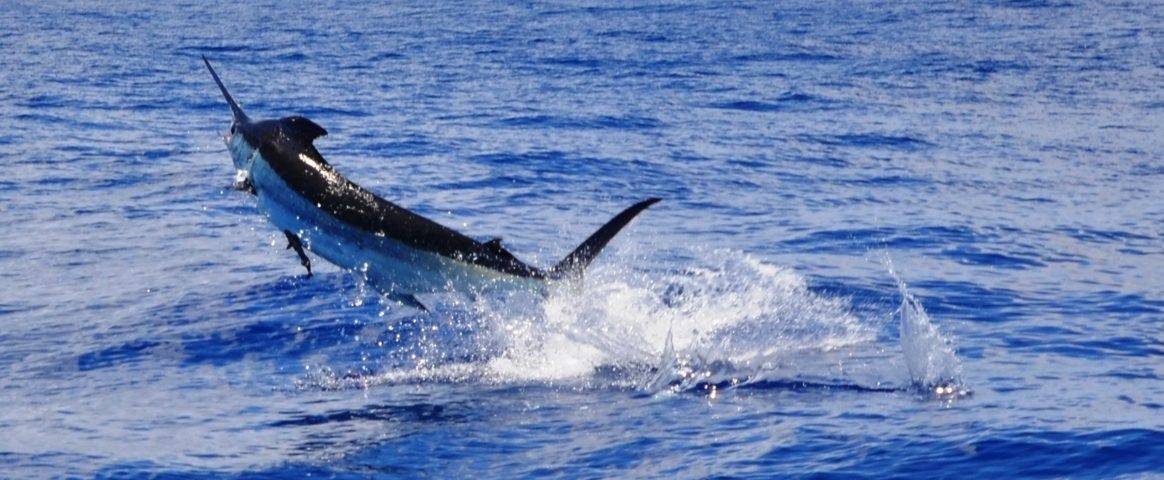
[202,57,659,307]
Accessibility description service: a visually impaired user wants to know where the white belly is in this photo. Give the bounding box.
[247,156,544,296]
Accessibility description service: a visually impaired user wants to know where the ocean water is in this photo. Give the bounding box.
[2,0,1162,478]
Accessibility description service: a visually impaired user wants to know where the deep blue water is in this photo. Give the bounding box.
[2,0,1163,478]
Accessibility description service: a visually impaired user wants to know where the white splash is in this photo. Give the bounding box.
[478,250,874,391]
[308,250,882,394]
[883,255,966,394]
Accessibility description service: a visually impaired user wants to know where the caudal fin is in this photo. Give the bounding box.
[550,198,661,280]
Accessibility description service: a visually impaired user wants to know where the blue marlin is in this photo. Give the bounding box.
[202,57,659,308]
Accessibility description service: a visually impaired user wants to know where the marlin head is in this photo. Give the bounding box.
[203,56,329,179]
[203,55,260,175]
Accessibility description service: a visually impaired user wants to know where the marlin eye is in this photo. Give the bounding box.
[230,124,237,135]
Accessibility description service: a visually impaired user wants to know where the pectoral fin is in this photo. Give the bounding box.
[283,230,312,278]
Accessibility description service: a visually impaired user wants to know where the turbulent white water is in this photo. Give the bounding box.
[305,250,895,393]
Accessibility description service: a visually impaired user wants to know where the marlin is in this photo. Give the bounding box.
[202,57,659,309]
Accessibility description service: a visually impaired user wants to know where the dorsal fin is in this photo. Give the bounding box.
[281,116,328,143]
[483,237,521,264]
[484,237,505,252]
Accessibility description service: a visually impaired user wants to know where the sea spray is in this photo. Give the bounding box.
[309,250,882,392]
[524,251,873,392]
[882,255,967,395]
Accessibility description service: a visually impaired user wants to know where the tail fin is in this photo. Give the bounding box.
[550,197,661,279]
